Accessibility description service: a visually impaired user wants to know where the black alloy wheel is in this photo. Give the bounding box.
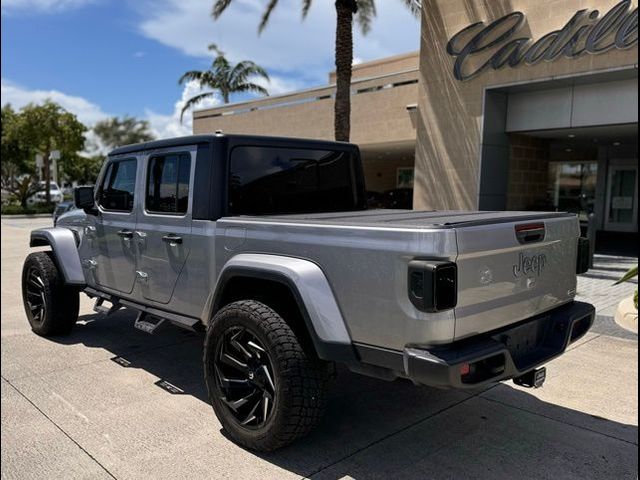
[204,300,330,451]
[24,265,47,325]
[214,326,277,427]
[21,252,79,336]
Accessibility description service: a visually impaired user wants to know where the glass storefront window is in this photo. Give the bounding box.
[548,161,598,220]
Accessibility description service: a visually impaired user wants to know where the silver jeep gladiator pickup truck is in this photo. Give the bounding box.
[22,134,594,451]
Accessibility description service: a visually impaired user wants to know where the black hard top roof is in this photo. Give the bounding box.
[108,133,355,156]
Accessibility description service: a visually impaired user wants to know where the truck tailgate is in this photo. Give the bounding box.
[453,214,579,341]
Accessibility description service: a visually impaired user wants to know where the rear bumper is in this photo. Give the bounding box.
[404,301,595,388]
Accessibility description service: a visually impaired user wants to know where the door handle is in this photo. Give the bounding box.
[162,234,183,245]
[117,229,133,239]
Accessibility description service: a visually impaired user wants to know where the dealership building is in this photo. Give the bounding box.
[194,0,638,247]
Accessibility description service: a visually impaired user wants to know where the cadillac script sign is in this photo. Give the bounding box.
[446,0,639,81]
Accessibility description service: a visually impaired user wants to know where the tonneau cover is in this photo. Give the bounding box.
[226,209,574,230]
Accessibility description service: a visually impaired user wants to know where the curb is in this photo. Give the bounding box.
[1,214,52,219]
[614,297,638,334]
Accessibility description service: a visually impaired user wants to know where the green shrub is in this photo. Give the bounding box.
[1,204,56,215]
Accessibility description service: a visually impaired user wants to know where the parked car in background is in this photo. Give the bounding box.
[61,183,76,198]
[366,188,413,209]
[27,181,63,205]
[52,201,78,226]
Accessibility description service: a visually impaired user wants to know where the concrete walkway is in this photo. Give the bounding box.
[1,218,637,479]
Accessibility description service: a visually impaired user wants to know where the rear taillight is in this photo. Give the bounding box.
[408,260,457,312]
[515,222,545,244]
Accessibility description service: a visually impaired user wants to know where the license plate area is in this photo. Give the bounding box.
[494,316,552,369]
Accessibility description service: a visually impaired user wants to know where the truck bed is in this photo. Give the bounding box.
[215,209,580,350]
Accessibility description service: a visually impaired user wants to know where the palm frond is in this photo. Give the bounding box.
[178,70,205,86]
[229,61,270,87]
[180,92,216,123]
[208,43,224,57]
[233,83,270,97]
[211,0,232,19]
[356,0,377,35]
[258,0,279,33]
[400,0,421,17]
[302,0,313,18]
[614,266,638,285]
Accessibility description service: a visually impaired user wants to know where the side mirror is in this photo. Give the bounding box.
[74,186,98,214]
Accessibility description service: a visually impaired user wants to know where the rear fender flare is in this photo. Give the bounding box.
[209,253,356,362]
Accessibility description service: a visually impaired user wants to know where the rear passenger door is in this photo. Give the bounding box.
[134,147,194,304]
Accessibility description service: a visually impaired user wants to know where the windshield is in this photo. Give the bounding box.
[38,181,60,190]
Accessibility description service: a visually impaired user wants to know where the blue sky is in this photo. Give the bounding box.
[1,0,420,138]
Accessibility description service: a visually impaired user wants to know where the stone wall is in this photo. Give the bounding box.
[506,134,551,210]
[414,0,639,211]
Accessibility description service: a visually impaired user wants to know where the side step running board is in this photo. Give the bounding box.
[93,297,122,316]
[134,312,166,334]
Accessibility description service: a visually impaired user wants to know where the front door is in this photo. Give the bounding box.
[605,165,638,232]
[135,148,194,304]
[91,157,140,294]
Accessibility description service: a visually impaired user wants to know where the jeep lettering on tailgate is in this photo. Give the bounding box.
[513,253,547,277]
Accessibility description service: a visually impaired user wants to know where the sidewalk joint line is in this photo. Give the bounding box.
[307,385,497,478]
[479,394,638,446]
[2,375,118,479]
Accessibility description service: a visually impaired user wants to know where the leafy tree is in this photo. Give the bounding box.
[92,115,155,151]
[1,104,33,176]
[179,44,270,122]
[62,153,103,185]
[212,0,419,142]
[16,100,86,202]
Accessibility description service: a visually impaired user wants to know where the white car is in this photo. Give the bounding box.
[28,181,64,205]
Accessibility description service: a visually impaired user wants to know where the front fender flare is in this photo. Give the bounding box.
[211,253,355,362]
[30,228,85,286]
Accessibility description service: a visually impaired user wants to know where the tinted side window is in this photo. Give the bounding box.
[146,153,191,214]
[229,146,363,215]
[99,159,137,212]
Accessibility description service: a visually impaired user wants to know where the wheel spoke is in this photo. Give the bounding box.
[220,351,249,373]
[260,365,276,393]
[214,364,250,390]
[222,389,257,412]
[261,394,270,423]
[230,330,252,359]
[240,397,261,425]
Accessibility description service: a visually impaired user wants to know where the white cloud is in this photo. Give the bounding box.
[1,78,109,125]
[144,80,220,139]
[138,0,420,87]
[1,0,95,14]
[0,78,219,152]
[254,74,307,96]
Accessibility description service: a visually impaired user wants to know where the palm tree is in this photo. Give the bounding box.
[179,44,270,122]
[212,0,420,142]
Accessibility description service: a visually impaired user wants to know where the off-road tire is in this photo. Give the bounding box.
[22,251,79,336]
[204,300,329,451]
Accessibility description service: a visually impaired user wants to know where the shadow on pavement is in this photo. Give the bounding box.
[46,309,637,479]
